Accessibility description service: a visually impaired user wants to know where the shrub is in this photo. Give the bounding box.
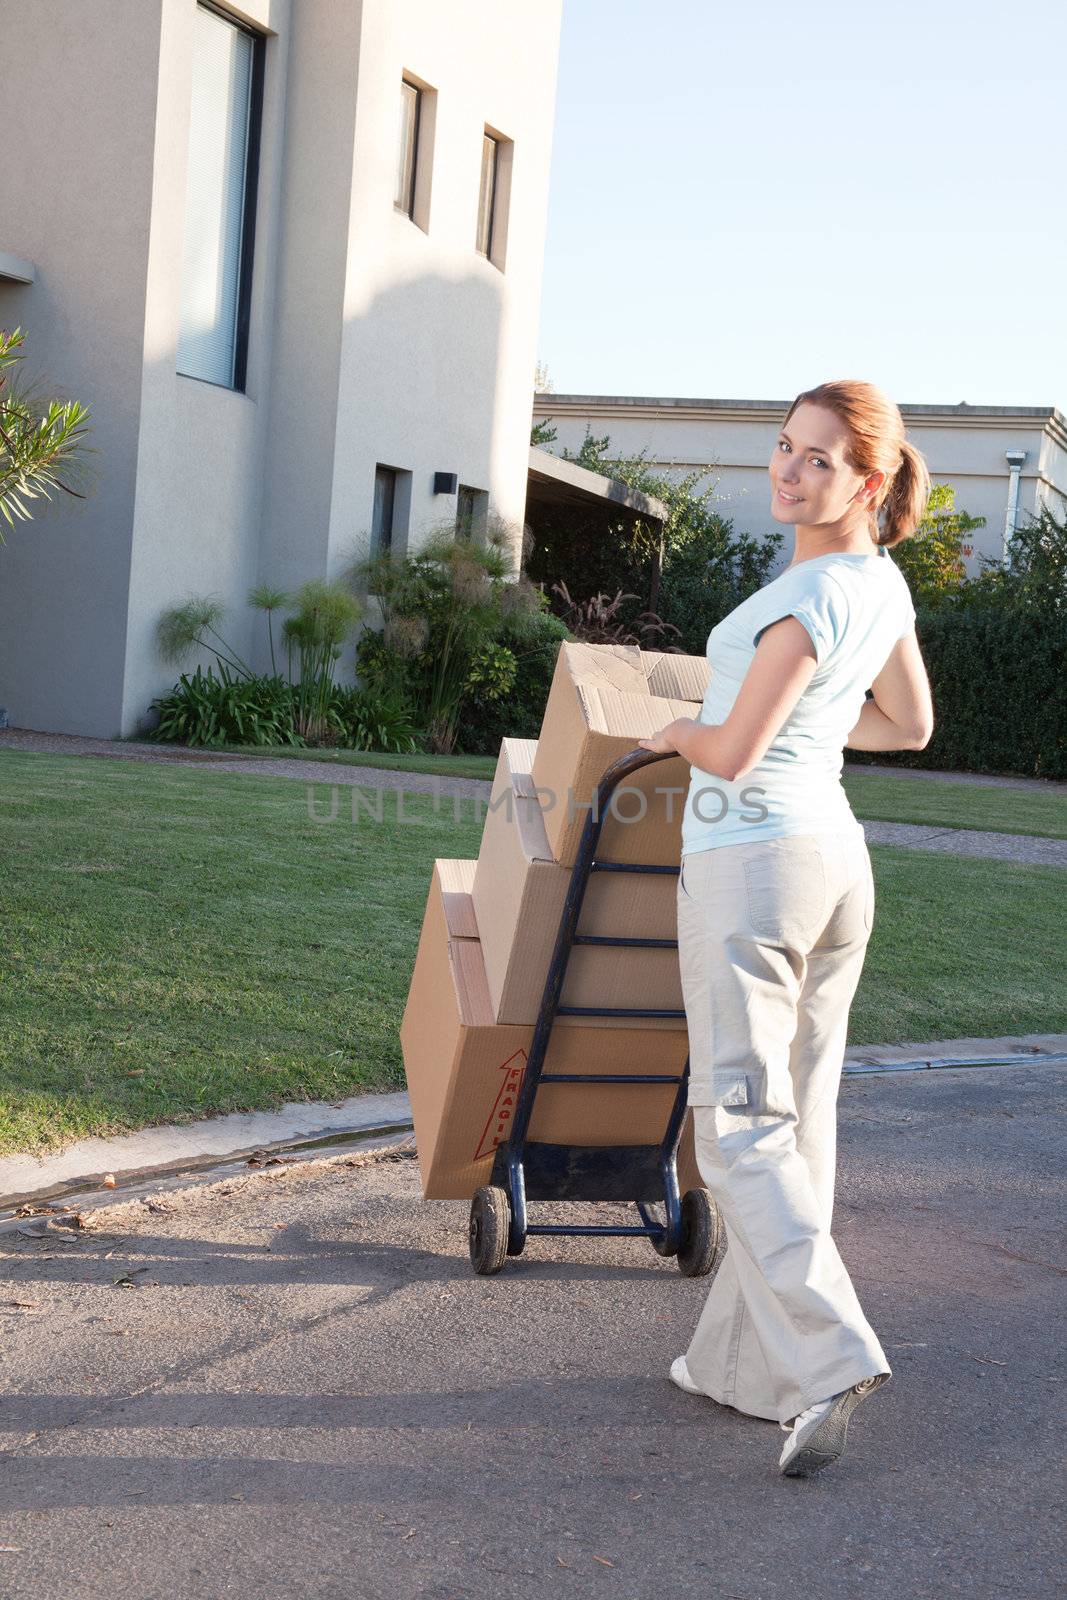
[846,504,1067,779]
[457,607,572,754]
[151,670,422,754]
[280,579,363,741]
[944,503,1067,620]
[547,581,683,650]
[151,667,302,748]
[155,579,369,747]
[524,428,782,652]
[327,685,421,754]
[352,516,543,753]
[847,604,1066,779]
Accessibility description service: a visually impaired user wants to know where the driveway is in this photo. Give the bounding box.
[0,1060,1063,1600]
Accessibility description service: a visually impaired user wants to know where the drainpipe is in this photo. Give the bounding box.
[1003,449,1027,563]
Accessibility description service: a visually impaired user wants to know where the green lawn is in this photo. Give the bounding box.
[190,743,501,782]
[173,743,1067,837]
[841,768,1067,840]
[0,751,1064,1156]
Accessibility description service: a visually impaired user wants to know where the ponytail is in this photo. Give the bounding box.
[874,439,932,548]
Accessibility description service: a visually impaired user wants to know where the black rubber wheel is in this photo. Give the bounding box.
[469,1186,510,1275]
[676,1188,724,1278]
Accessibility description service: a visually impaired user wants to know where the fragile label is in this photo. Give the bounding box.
[474,1050,527,1160]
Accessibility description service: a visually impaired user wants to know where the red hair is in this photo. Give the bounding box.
[782,380,932,548]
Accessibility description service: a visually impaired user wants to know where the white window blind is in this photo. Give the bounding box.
[176,6,254,388]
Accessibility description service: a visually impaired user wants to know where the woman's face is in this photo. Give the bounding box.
[769,401,882,529]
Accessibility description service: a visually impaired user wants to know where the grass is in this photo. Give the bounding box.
[840,768,1067,840]
[174,743,500,782]
[0,750,1064,1156]
[145,742,1066,836]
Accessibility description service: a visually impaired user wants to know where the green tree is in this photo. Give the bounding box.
[530,417,558,447]
[948,502,1067,619]
[892,483,985,609]
[0,327,91,533]
[524,428,781,653]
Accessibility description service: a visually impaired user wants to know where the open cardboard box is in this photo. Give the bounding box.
[473,737,682,1024]
[530,642,710,867]
[401,860,700,1200]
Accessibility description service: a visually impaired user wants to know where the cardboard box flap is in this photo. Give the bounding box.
[451,932,495,1027]
[643,651,710,702]
[436,859,479,938]
[501,738,539,801]
[577,684,701,739]
[555,641,649,696]
[489,740,553,866]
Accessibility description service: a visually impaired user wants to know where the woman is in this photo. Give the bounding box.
[638,379,935,1478]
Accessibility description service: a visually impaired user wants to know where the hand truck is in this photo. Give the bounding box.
[468,746,722,1277]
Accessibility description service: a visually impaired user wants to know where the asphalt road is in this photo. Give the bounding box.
[0,1062,1063,1600]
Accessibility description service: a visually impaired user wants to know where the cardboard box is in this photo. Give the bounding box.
[473,737,683,1025]
[401,860,701,1200]
[531,643,711,867]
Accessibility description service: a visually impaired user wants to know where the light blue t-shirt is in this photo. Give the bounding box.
[680,547,917,853]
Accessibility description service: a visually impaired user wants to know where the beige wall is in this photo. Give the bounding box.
[122,0,291,736]
[259,0,561,595]
[0,0,561,735]
[531,396,1067,580]
[0,0,164,734]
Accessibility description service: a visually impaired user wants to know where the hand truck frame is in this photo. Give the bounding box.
[467,746,722,1277]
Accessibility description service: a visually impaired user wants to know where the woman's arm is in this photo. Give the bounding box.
[845,631,934,750]
[638,615,819,779]
[639,616,934,770]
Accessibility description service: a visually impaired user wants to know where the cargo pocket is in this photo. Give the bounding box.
[687,1072,750,1108]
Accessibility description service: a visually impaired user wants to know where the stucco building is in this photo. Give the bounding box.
[0,0,562,736]
[531,393,1067,580]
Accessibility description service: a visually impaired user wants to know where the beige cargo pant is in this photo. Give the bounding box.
[676,829,891,1425]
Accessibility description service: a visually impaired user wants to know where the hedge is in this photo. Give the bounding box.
[847,605,1066,780]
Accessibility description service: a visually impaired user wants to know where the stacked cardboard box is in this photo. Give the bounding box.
[400,642,711,1201]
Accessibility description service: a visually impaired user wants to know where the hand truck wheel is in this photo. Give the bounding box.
[676,1189,725,1278]
[469,1185,510,1276]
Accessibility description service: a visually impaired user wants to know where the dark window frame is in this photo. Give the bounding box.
[455,483,488,541]
[183,1,266,395]
[396,78,422,219]
[372,464,398,555]
[476,132,498,258]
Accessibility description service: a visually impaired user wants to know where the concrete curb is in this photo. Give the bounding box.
[0,1090,412,1212]
[2,1034,1065,1211]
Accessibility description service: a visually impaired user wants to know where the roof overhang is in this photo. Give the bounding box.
[527,445,667,525]
[0,250,36,284]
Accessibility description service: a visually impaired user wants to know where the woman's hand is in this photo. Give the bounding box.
[637,718,691,755]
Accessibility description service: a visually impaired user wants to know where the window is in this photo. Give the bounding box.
[456,485,488,541]
[476,134,498,257]
[371,464,412,556]
[372,466,398,554]
[395,80,421,217]
[475,127,513,268]
[176,3,265,391]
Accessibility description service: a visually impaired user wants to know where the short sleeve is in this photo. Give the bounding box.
[897,597,917,642]
[752,572,849,667]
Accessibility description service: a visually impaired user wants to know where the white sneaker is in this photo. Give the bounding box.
[669,1355,703,1395]
[778,1373,890,1477]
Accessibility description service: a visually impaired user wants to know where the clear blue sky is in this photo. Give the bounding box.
[536,0,1066,410]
